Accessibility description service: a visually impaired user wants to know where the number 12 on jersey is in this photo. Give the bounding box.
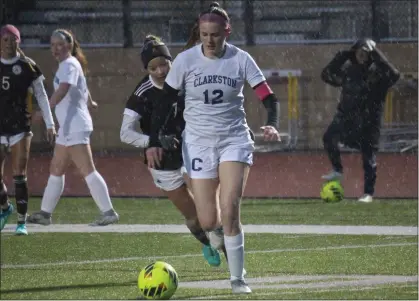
[203,89,223,104]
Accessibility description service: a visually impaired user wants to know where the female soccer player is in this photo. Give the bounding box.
[120,34,222,267]
[0,24,56,235]
[146,2,280,294]
[27,29,119,226]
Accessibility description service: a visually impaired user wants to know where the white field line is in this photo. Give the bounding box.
[180,275,418,289]
[1,242,416,269]
[1,224,418,235]
[181,234,325,239]
[188,283,418,299]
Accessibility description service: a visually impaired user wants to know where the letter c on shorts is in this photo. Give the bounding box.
[191,158,203,171]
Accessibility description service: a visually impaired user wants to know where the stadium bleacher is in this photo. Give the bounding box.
[11,0,416,46]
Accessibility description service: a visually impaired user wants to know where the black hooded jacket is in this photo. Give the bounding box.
[321,45,400,131]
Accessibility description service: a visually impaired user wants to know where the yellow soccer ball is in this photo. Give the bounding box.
[320,180,344,203]
[138,261,178,300]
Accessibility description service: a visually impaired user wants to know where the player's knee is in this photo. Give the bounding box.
[12,162,28,177]
[220,208,240,234]
[49,160,67,176]
[197,216,219,232]
[323,132,339,149]
[195,202,220,231]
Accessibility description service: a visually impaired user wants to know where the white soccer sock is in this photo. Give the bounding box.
[85,170,113,213]
[224,231,245,281]
[40,175,65,214]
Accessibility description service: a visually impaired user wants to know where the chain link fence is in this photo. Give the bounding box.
[2,0,417,47]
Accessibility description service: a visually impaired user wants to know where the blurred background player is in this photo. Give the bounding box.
[27,29,119,226]
[321,38,400,203]
[145,2,280,294]
[120,34,222,267]
[0,24,56,235]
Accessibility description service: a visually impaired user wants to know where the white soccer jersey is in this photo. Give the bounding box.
[165,43,265,148]
[53,56,93,135]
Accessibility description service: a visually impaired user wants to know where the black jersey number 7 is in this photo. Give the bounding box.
[203,89,223,104]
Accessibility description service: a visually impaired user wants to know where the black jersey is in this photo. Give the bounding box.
[0,56,42,135]
[125,75,185,171]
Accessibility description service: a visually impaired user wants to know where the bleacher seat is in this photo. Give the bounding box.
[14,0,418,46]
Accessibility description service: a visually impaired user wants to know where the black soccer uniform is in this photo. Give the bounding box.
[0,56,42,137]
[125,75,185,171]
[321,46,400,195]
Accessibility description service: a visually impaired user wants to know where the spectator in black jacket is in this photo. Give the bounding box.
[321,38,400,203]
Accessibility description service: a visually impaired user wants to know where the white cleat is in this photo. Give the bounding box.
[321,171,343,181]
[358,194,373,203]
[26,211,52,226]
[89,210,119,226]
[208,228,225,250]
[231,279,252,294]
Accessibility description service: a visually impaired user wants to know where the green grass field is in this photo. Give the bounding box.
[1,197,418,300]
[2,198,417,226]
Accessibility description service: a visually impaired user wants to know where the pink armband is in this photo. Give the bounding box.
[254,82,273,101]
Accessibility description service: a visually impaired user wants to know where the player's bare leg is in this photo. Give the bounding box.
[27,144,69,225]
[69,143,119,226]
[166,183,221,266]
[219,162,251,294]
[10,134,32,235]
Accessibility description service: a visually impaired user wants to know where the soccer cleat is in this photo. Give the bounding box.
[0,203,14,231]
[358,194,373,203]
[321,171,343,181]
[208,227,225,250]
[231,279,252,294]
[15,223,28,235]
[202,244,221,267]
[89,210,119,226]
[27,211,52,225]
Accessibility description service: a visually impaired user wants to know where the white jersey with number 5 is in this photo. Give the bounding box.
[165,43,265,148]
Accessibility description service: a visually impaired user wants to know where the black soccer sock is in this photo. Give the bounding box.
[189,228,211,246]
[0,181,9,209]
[14,175,28,224]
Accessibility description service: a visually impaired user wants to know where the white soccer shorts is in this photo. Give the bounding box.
[0,132,33,147]
[182,141,253,179]
[56,129,92,147]
[148,167,185,191]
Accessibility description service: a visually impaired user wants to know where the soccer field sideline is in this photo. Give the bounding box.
[1,223,418,235]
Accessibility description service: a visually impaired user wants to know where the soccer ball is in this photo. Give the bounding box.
[138,261,179,300]
[320,180,344,203]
